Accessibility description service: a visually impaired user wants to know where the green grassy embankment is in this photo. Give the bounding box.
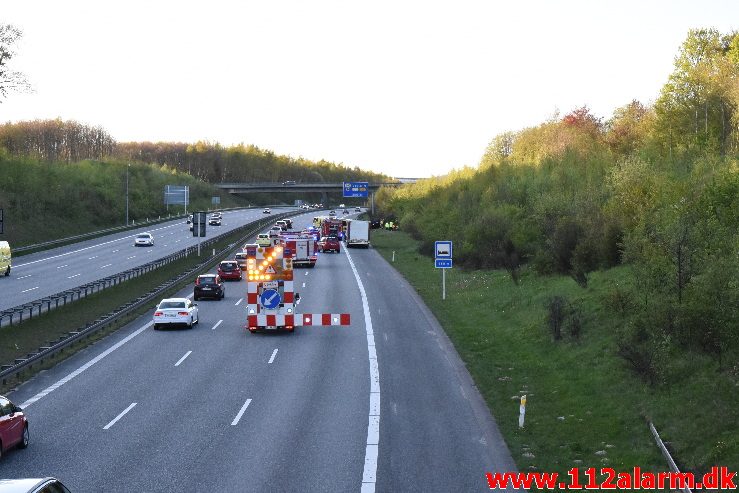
[371,229,738,479]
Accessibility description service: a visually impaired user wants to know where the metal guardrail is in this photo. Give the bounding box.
[649,422,692,493]
[0,212,296,386]
[0,211,295,328]
[12,205,273,253]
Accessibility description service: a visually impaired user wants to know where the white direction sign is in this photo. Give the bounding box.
[435,241,452,259]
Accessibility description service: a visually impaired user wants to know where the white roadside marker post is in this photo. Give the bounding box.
[519,395,527,428]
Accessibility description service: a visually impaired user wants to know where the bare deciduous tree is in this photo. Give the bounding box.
[0,23,31,102]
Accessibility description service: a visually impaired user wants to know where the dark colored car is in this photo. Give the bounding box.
[0,395,29,460]
[194,274,225,300]
[318,236,341,253]
[217,261,242,281]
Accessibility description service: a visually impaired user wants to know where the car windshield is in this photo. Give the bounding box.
[137,234,150,239]
[160,301,185,309]
[220,263,236,270]
[199,276,216,284]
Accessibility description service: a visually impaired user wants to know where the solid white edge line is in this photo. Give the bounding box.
[231,398,252,425]
[343,247,380,492]
[103,402,137,430]
[268,348,278,364]
[20,322,152,408]
[174,350,192,367]
[212,320,223,330]
[362,444,379,485]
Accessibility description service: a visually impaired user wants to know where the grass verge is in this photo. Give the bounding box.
[371,229,738,479]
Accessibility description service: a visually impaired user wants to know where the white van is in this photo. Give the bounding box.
[0,241,10,276]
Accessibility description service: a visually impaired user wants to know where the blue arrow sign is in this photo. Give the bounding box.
[260,289,281,309]
[435,259,453,269]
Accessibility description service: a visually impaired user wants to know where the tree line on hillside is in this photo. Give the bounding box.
[0,121,391,186]
[376,28,739,383]
[0,154,234,245]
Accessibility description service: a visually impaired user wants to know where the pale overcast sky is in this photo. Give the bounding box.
[2,1,738,177]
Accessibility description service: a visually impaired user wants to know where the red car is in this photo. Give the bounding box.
[318,236,341,253]
[217,260,242,281]
[0,395,29,458]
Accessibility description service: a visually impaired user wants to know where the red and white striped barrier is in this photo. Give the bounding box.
[247,313,351,328]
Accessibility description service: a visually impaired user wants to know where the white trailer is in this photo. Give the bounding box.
[346,220,370,248]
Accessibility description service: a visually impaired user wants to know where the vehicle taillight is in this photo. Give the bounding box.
[154,311,163,316]
[178,311,189,316]
[195,278,200,285]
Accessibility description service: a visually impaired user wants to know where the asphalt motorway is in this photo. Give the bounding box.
[0,207,299,312]
[1,212,519,492]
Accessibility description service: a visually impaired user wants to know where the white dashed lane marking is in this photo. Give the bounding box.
[231,399,252,426]
[103,402,137,430]
[175,351,192,367]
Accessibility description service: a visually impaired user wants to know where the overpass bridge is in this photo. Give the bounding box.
[214,182,404,213]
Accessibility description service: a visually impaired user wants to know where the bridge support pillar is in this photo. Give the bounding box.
[321,191,328,207]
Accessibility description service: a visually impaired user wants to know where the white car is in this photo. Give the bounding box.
[263,208,271,214]
[153,298,199,329]
[134,232,154,247]
[256,233,272,247]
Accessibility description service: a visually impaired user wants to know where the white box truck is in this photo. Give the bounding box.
[346,220,370,248]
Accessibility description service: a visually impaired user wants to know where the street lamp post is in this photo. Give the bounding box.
[125,164,130,226]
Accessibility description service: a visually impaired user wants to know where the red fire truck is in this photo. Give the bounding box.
[279,232,317,268]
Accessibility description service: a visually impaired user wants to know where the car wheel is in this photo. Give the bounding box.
[19,424,29,449]
[188,317,194,329]
[221,290,225,299]
[0,439,3,459]
[194,295,199,301]
[153,323,160,330]
[4,266,9,276]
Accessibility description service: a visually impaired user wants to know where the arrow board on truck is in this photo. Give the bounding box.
[260,289,281,309]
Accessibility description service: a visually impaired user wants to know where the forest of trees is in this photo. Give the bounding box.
[376,29,739,383]
[0,121,390,186]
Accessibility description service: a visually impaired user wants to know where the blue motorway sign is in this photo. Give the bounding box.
[434,241,453,259]
[343,181,369,198]
[435,259,453,269]
[260,289,281,309]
